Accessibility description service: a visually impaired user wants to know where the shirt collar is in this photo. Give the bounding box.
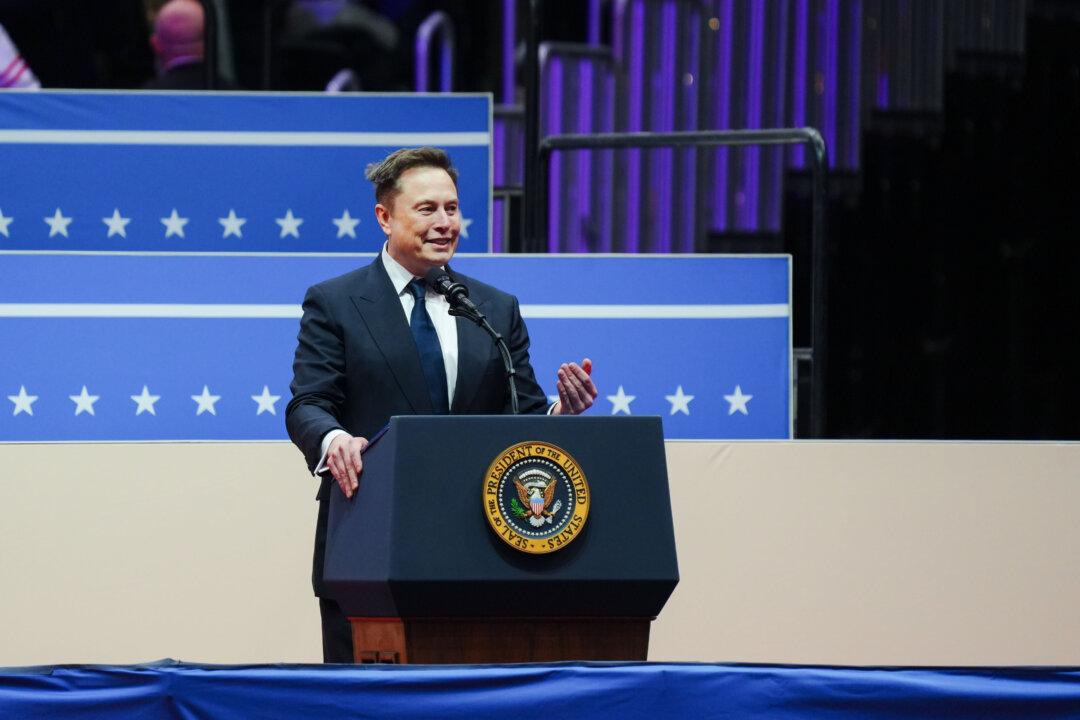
[381,243,446,296]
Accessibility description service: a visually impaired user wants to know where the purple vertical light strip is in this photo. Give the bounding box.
[713,0,734,232]
[626,0,645,253]
[502,0,515,103]
[492,118,505,252]
[814,5,827,160]
[494,117,506,186]
[492,201,504,252]
[876,72,889,108]
[741,0,765,231]
[416,35,429,91]
[823,0,839,169]
[513,115,525,185]
[679,5,700,252]
[576,60,594,252]
[654,0,676,252]
[609,0,626,253]
[766,0,790,231]
[440,39,453,92]
[600,70,615,252]
[546,57,563,253]
[613,0,625,60]
[588,0,602,45]
[847,0,862,170]
[791,0,808,167]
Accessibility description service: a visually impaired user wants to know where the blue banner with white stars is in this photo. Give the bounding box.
[0,253,790,441]
[0,91,491,253]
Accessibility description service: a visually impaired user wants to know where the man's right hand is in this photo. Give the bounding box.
[326,433,369,499]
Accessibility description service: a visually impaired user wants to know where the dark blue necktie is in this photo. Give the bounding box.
[407,278,450,414]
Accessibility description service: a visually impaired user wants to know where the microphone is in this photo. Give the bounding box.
[424,267,480,315]
[423,267,521,414]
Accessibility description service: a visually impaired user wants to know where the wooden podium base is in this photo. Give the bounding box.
[350,617,651,664]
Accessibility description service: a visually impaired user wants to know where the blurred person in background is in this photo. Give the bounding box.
[274,0,398,90]
[144,0,217,89]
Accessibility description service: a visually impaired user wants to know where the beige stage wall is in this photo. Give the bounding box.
[1,440,1078,667]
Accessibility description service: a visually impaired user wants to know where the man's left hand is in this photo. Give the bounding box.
[552,358,598,415]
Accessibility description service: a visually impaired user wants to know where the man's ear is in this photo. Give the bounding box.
[374,203,392,236]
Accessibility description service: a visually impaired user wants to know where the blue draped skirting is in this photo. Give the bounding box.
[2,661,1079,719]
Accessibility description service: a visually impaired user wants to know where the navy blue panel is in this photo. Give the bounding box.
[1,662,1079,720]
[0,254,790,441]
[0,318,293,441]
[0,91,491,133]
[458,254,790,305]
[0,254,789,306]
[0,254,334,304]
[0,92,490,253]
[528,316,789,439]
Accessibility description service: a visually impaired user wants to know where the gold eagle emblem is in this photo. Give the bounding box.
[513,469,562,527]
[482,440,590,554]
[515,475,557,517]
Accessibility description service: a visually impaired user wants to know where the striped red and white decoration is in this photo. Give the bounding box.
[0,24,39,89]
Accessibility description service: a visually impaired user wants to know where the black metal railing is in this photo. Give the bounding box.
[415,11,456,92]
[196,0,218,89]
[536,127,829,437]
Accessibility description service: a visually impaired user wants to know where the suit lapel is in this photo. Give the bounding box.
[349,256,432,413]
[452,311,493,412]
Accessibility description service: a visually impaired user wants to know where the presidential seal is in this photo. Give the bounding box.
[483,441,590,554]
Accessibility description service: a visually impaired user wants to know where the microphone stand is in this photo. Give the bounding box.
[448,304,520,415]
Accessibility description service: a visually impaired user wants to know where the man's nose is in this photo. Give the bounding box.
[432,208,451,228]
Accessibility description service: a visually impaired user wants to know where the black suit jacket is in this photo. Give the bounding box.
[285,255,549,595]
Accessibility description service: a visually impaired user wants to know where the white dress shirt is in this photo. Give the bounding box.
[380,245,459,401]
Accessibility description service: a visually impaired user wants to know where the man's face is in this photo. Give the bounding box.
[377,165,461,277]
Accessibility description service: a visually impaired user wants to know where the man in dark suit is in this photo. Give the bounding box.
[286,147,598,662]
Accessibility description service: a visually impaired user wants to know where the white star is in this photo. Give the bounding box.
[192,385,221,416]
[69,385,100,416]
[160,209,189,238]
[7,385,37,416]
[102,209,131,238]
[44,208,73,238]
[218,209,246,238]
[275,209,304,238]
[460,216,474,239]
[665,385,695,416]
[251,385,281,416]
[130,385,161,416]
[607,385,635,415]
[0,208,13,238]
[332,209,360,239]
[724,385,753,416]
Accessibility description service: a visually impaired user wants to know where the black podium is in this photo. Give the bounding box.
[324,415,679,663]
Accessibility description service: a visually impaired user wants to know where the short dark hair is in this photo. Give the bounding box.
[364,146,459,209]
